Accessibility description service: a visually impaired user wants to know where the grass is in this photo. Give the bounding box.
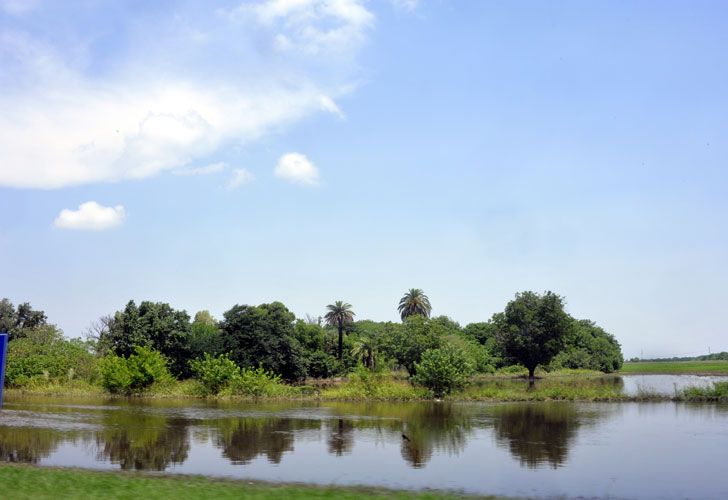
[677,381,728,402]
[6,366,728,403]
[620,360,728,375]
[0,464,489,499]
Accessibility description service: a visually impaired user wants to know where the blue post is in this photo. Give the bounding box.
[0,332,8,408]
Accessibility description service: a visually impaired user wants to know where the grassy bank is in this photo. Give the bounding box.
[0,464,485,499]
[6,368,728,403]
[620,360,728,375]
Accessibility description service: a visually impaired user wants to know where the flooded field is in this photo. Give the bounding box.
[1,376,728,498]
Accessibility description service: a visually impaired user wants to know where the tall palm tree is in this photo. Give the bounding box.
[398,288,432,321]
[324,301,355,360]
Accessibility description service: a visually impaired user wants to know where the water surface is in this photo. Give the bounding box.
[1,390,728,498]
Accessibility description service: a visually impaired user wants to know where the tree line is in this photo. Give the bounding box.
[0,290,623,395]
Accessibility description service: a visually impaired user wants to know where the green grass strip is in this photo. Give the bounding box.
[0,464,498,499]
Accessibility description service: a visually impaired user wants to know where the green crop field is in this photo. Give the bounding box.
[620,360,728,375]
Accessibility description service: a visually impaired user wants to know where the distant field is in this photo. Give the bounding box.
[621,360,728,374]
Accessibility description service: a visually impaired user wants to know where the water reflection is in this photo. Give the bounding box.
[398,404,471,468]
[95,412,190,470]
[215,417,319,464]
[492,403,581,468]
[0,427,70,464]
[327,418,354,456]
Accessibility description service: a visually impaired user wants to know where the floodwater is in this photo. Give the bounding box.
[1,376,727,498]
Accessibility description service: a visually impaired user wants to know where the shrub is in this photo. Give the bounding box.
[306,351,339,379]
[227,366,289,397]
[99,346,171,395]
[190,353,240,395]
[413,345,474,397]
[5,326,97,387]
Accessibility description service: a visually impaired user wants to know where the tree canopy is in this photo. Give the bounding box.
[220,302,307,382]
[494,291,571,379]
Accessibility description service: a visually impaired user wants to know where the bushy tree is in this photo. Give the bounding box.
[0,298,48,340]
[99,346,171,394]
[551,319,623,372]
[494,291,571,380]
[380,316,444,376]
[220,302,307,381]
[413,345,474,397]
[5,325,97,386]
[101,300,192,378]
[190,353,240,395]
[189,310,223,359]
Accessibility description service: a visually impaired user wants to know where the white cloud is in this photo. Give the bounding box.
[231,0,374,55]
[173,162,227,176]
[227,168,255,189]
[274,153,320,185]
[391,0,420,12]
[54,202,125,231]
[0,1,371,189]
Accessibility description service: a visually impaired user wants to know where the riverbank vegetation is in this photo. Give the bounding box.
[5,292,724,403]
[0,464,470,499]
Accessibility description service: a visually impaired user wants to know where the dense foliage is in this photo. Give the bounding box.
[2,289,625,398]
[5,326,96,387]
[550,319,624,373]
[99,301,192,377]
[0,298,48,340]
[99,346,171,394]
[220,302,307,382]
[494,291,572,379]
[413,345,474,397]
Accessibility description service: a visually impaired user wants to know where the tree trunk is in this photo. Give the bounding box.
[337,322,343,360]
[528,366,536,382]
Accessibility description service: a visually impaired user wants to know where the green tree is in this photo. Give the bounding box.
[220,302,307,381]
[380,316,443,376]
[398,288,432,320]
[189,310,222,359]
[494,291,571,380]
[324,301,355,360]
[0,298,48,340]
[101,300,192,378]
[413,345,474,397]
[551,319,623,373]
[351,336,377,370]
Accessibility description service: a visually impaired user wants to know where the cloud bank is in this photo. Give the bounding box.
[0,1,372,189]
[54,202,125,230]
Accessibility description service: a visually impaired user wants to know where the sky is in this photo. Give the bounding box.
[1,0,727,359]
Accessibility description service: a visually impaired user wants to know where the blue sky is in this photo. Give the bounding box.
[1,0,727,358]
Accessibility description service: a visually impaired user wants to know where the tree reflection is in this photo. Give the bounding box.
[0,427,71,463]
[492,403,580,469]
[216,418,319,465]
[95,413,190,471]
[327,418,354,456]
[398,403,472,468]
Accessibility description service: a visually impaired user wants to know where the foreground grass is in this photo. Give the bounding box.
[0,464,485,499]
[620,360,728,375]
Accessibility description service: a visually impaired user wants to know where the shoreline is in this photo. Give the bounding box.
[5,371,728,403]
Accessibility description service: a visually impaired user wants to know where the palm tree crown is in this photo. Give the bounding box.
[398,288,432,321]
[324,301,355,359]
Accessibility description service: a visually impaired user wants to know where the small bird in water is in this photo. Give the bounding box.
[401,433,411,442]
